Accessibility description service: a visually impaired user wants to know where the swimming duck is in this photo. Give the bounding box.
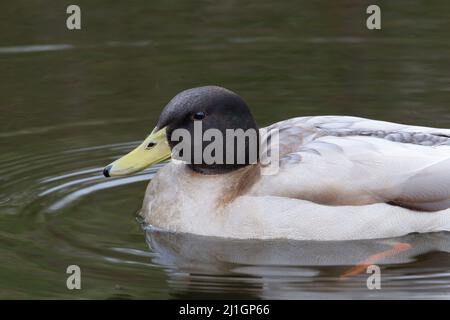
[103,86,450,240]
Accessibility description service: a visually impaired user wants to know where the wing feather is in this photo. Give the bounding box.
[259,116,450,211]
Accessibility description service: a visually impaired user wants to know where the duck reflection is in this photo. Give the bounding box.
[145,228,450,299]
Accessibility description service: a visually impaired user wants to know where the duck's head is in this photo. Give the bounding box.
[103,86,259,177]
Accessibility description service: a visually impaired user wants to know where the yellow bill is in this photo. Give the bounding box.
[103,127,171,177]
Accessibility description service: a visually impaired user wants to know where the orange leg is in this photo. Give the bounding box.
[340,242,412,279]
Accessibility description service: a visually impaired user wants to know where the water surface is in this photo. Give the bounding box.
[1,0,450,299]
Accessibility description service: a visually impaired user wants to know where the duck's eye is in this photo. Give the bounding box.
[192,111,206,120]
[147,142,156,149]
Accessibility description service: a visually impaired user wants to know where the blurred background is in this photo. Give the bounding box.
[1,0,450,299]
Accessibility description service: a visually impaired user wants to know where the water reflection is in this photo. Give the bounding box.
[146,229,450,299]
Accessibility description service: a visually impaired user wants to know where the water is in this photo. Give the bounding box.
[1,0,450,299]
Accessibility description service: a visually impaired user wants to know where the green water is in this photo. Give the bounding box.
[1,0,450,299]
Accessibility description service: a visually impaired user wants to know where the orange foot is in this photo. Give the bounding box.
[340,242,412,279]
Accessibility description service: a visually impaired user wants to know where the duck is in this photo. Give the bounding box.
[103,85,450,241]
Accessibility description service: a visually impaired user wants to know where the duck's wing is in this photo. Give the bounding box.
[259,116,450,211]
[265,116,450,148]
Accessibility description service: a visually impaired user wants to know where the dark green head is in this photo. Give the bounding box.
[156,86,259,174]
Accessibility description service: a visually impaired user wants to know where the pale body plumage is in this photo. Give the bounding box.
[141,116,450,240]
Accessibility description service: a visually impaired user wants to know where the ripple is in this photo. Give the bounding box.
[45,171,154,212]
[0,40,153,55]
[0,44,74,53]
[0,139,160,217]
[0,137,170,298]
[19,141,166,212]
